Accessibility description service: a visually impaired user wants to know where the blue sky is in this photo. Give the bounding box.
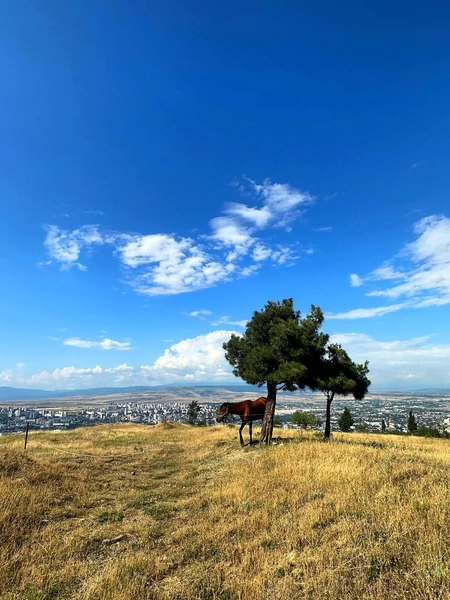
[1,0,450,390]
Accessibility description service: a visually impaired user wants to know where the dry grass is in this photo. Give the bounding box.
[2,423,450,599]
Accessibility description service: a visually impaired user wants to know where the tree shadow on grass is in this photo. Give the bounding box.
[241,434,322,448]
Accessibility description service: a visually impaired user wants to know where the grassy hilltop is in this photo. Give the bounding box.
[2,424,450,600]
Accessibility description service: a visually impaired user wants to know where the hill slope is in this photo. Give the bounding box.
[2,424,450,599]
[0,384,262,401]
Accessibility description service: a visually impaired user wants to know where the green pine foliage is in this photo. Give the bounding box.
[187,400,200,425]
[338,407,355,432]
[407,411,418,433]
[223,299,327,444]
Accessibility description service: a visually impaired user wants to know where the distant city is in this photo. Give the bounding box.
[1,386,450,437]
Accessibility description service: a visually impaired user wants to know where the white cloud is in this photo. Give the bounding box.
[209,217,254,257]
[24,365,104,386]
[42,178,316,296]
[1,331,239,389]
[5,330,450,390]
[149,330,238,382]
[350,274,363,287]
[336,215,450,319]
[189,310,213,318]
[63,338,132,350]
[119,234,192,268]
[239,264,260,277]
[329,332,450,388]
[211,316,248,328]
[121,237,235,296]
[44,225,108,270]
[327,303,409,320]
[249,178,314,217]
[224,202,272,227]
[252,244,273,262]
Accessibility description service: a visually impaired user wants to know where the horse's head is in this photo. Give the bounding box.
[216,403,229,423]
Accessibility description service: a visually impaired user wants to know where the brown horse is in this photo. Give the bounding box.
[216,397,267,446]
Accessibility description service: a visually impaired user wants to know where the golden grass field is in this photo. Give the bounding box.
[2,422,450,600]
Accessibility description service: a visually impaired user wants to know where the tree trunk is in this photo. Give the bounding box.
[324,393,334,440]
[260,381,277,444]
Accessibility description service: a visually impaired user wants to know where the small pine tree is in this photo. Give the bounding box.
[337,407,354,432]
[381,418,386,433]
[407,410,418,434]
[187,400,200,425]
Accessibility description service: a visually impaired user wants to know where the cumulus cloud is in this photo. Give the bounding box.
[1,331,238,389]
[119,234,192,268]
[149,330,238,382]
[121,238,235,296]
[42,178,316,296]
[332,215,450,319]
[4,330,450,390]
[329,332,450,388]
[63,338,132,350]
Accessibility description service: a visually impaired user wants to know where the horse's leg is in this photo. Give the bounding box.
[249,421,253,445]
[239,421,246,446]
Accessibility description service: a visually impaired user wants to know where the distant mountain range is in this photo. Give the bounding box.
[1,384,450,402]
[0,384,263,401]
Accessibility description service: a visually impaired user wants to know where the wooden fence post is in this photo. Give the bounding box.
[24,421,29,450]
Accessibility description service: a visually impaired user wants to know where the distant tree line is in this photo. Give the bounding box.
[304,406,450,439]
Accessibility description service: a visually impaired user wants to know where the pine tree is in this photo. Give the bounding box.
[223,300,327,444]
[312,344,370,439]
[407,410,417,434]
[337,407,354,432]
[187,400,200,425]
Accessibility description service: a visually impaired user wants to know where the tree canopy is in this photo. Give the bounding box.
[311,344,370,439]
[223,298,370,443]
[223,299,328,444]
[292,411,317,428]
